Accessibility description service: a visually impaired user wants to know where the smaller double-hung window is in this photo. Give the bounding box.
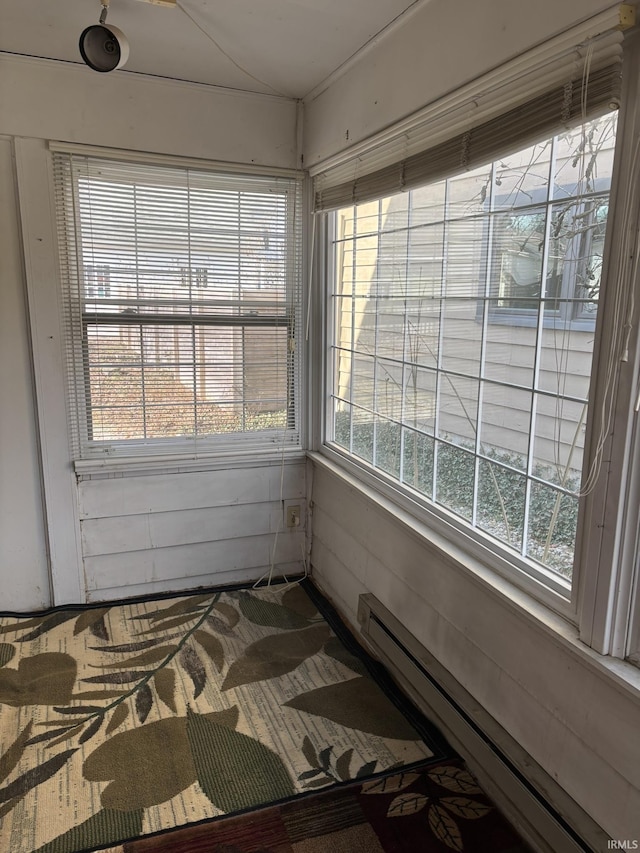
[53,153,303,460]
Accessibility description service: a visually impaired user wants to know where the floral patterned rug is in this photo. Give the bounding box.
[0,579,450,853]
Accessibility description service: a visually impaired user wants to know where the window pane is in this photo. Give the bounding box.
[329,111,618,589]
[56,155,301,455]
[477,459,526,552]
[435,441,475,521]
[527,482,579,577]
[493,140,552,210]
[483,309,536,386]
[402,428,434,497]
[491,208,545,311]
[352,409,374,464]
[333,403,351,450]
[479,382,531,468]
[86,321,290,441]
[375,416,402,478]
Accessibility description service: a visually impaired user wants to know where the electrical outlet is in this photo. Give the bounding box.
[286,504,301,528]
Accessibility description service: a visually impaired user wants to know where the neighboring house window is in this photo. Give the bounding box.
[327,112,617,590]
[179,266,209,289]
[85,264,111,299]
[54,154,302,458]
[486,121,615,328]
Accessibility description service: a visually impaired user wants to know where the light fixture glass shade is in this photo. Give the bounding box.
[79,24,130,72]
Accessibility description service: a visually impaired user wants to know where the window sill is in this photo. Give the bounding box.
[308,448,640,705]
[75,445,306,478]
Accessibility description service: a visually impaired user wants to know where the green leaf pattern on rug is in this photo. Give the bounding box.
[105,702,129,735]
[90,645,178,671]
[323,636,368,676]
[33,807,144,853]
[186,707,295,812]
[0,584,442,853]
[0,722,32,784]
[135,683,153,724]
[137,613,206,635]
[0,748,77,806]
[83,716,201,810]
[133,594,213,624]
[74,608,111,639]
[281,585,320,619]
[0,643,15,667]
[0,653,76,706]
[180,646,207,698]
[235,591,312,629]
[0,611,78,643]
[297,737,380,787]
[205,601,240,635]
[153,667,177,713]
[221,624,331,690]
[193,629,224,672]
[284,676,421,740]
[81,704,292,816]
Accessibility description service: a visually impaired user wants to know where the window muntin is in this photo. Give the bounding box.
[328,112,617,586]
[55,156,302,457]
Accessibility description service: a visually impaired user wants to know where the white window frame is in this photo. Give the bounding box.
[315,25,640,659]
[52,146,305,465]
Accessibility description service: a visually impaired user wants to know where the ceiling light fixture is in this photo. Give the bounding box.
[79,1,129,73]
[79,0,176,73]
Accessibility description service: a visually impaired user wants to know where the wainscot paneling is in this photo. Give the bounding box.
[77,459,306,601]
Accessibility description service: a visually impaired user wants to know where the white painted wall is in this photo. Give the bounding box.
[79,462,306,602]
[1,53,303,607]
[0,54,299,169]
[303,0,621,168]
[309,458,640,843]
[0,137,50,610]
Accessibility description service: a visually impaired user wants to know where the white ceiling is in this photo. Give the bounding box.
[0,0,423,99]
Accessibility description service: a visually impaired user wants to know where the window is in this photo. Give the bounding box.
[327,112,618,591]
[85,264,111,299]
[54,154,302,458]
[488,117,616,327]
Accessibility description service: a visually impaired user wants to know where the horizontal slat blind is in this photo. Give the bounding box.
[313,15,629,211]
[53,153,303,459]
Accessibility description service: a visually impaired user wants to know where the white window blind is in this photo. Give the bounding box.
[312,7,632,211]
[52,152,303,459]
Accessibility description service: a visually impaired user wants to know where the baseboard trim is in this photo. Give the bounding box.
[357,593,611,853]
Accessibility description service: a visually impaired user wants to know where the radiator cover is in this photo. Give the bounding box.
[357,593,609,853]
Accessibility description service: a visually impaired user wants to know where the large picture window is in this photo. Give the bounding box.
[54,154,302,458]
[328,112,618,587]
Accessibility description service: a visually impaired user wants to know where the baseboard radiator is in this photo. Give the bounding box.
[357,594,610,853]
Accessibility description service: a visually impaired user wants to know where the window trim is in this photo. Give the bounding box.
[575,30,640,658]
